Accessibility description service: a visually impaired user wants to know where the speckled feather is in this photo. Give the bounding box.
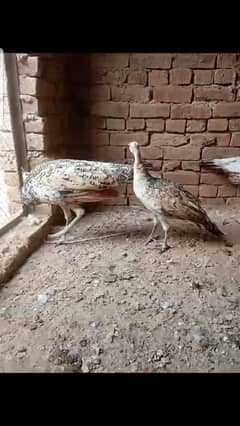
[21,159,133,206]
[201,157,240,185]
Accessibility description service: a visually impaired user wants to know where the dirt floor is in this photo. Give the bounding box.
[0,205,240,373]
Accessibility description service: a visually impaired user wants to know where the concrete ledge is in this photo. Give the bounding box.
[0,214,51,284]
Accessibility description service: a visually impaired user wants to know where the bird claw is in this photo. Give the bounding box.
[160,244,171,253]
[145,235,160,245]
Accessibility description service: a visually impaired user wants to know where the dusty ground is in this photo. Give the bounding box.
[0,205,240,373]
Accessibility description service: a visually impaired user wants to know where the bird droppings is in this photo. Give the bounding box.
[0,206,240,372]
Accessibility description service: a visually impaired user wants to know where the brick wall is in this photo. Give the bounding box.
[17,53,240,208]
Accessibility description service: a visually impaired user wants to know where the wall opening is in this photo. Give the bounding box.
[0,52,23,230]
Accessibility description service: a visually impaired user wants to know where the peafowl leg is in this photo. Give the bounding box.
[158,214,170,252]
[47,206,85,240]
[145,214,159,245]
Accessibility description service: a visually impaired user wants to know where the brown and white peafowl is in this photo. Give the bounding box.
[21,159,133,240]
[129,141,224,252]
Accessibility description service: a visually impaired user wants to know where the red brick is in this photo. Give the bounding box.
[149,71,168,86]
[128,71,147,85]
[229,119,240,131]
[166,119,186,133]
[190,133,230,147]
[182,185,199,197]
[89,146,125,162]
[163,171,199,185]
[199,185,218,197]
[94,69,128,85]
[187,120,206,132]
[127,119,145,130]
[26,133,45,150]
[200,198,225,208]
[170,68,192,85]
[173,54,216,69]
[171,103,211,119]
[213,102,240,117]
[24,116,44,133]
[217,54,237,68]
[218,185,236,197]
[112,85,150,102]
[106,119,125,130]
[214,69,234,85]
[202,147,240,160]
[151,133,187,147]
[162,161,180,171]
[140,146,163,159]
[146,119,164,131]
[37,79,56,98]
[41,61,60,83]
[38,100,64,116]
[130,103,170,118]
[87,131,109,146]
[110,132,148,146]
[19,77,36,95]
[182,161,200,171]
[207,119,228,132]
[194,70,214,85]
[200,172,228,185]
[91,102,129,118]
[90,54,129,68]
[164,146,200,161]
[17,55,39,76]
[153,86,192,103]
[230,133,240,146]
[147,160,163,170]
[20,95,38,115]
[226,198,240,208]
[89,86,110,101]
[130,54,172,69]
[89,117,106,130]
[194,86,234,102]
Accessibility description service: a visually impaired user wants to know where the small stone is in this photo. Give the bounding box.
[80,339,88,347]
[37,294,48,305]
[81,362,89,373]
[30,324,38,331]
[159,357,170,368]
[17,352,26,359]
[104,274,118,284]
[217,287,227,297]
[18,346,27,353]
[160,301,173,310]
[192,326,209,348]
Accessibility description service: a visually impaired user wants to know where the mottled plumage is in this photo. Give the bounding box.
[129,142,223,251]
[21,159,133,239]
[200,157,240,184]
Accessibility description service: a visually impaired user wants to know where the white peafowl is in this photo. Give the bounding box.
[21,159,133,241]
[200,157,240,184]
[129,141,224,252]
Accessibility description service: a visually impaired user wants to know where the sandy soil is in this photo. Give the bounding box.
[0,205,240,373]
